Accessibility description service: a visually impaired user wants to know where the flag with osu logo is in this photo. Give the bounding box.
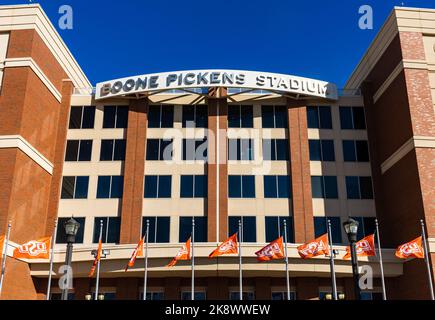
[167,237,191,267]
[13,237,51,259]
[255,237,284,262]
[125,236,145,272]
[209,233,238,258]
[297,233,329,259]
[343,234,375,259]
[0,235,5,256]
[89,239,103,277]
[395,236,424,259]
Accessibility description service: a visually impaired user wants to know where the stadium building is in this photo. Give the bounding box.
[0,4,434,300]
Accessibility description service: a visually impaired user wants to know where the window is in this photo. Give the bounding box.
[262,139,289,160]
[93,217,121,243]
[271,292,296,300]
[307,106,332,129]
[264,176,291,198]
[146,139,173,161]
[314,216,342,244]
[339,107,366,130]
[360,292,383,300]
[182,138,207,161]
[351,217,376,240]
[261,105,287,128]
[180,175,207,198]
[148,105,174,128]
[229,291,255,300]
[228,105,253,128]
[228,216,256,242]
[140,292,164,300]
[69,106,95,129]
[228,175,255,198]
[61,176,89,199]
[103,106,128,128]
[179,217,207,242]
[342,140,369,162]
[144,175,172,198]
[311,176,338,199]
[97,176,124,198]
[265,216,294,242]
[56,218,85,244]
[345,176,373,199]
[181,291,206,300]
[65,140,92,161]
[228,139,254,160]
[309,140,335,161]
[50,293,75,300]
[100,139,126,161]
[182,105,208,128]
[142,217,170,243]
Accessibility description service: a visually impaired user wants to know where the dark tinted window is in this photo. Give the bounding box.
[311,176,323,198]
[93,217,121,243]
[342,140,356,161]
[179,217,207,242]
[261,106,287,128]
[228,139,254,160]
[307,107,332,129]
[113,140,126,161]
[82,107,96,129]
[309,140,334,161]
[78,140,92,161]
[144,175,158,198]
[142,217,170,243]
[355,141,369,162]
[314,216,342,244]
[161,106,174,128]
[345,176,360,199]
[265,216,294,243]
[309,140,321,161]
[321,140,335,161]
[311,176,338,199]
[228,216,256,242]
[359,177,373,199]
[261,106,274,128]
[75,176,89,199]
[228,105,253,128]
[148,106,161,128]
[103,106,116,128]
[100,140,114,161]
[339,107,353,129]
[116,107,128,128]
[61,176,75,199]
[318,107,332,129]
[69,106,95,129]
[69,107,82,129]
[65,140,79,161]
[180,175,207,198]
[307,107,319,128]
[183,139,207,161]
[324,176,338,199]
[353,107,366,129]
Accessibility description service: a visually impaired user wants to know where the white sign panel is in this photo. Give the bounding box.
[95,69,338,100]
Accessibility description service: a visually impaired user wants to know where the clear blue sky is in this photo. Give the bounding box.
[3,0,435,87]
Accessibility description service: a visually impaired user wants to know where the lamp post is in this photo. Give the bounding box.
[61,217,80,300]
[343,218,360,300]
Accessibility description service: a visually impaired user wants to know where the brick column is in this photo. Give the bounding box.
[119,99,148,244]
[255,278,271,300]
[116,278,139,300]
[287,101,314,243]
[207,88,228,242]
[296,277,319,300]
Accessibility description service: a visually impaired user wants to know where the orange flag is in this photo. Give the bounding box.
[13,237,51,259]
[125,236,145,272]
[167,237,191,267]
[209,233,238,258]
[343,234,375,259]
[255,237,285,262]
[395,236,424,259]
[89,239,103,277]
[0,235,4,256]
[297,233,329,259]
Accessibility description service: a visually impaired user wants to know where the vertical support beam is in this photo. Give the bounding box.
[119,99,148,244]
[287,100,314,243]
[46,80,74,235]
[207,88,228,242]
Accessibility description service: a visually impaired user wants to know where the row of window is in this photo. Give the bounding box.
[55,216,375,245]
[61,175,373,200]
[69,105,366,130]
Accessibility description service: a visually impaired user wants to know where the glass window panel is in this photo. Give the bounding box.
[148,106,161,128]
[194,175,207,198]
[242,175,255,198]
[243,216,256,242]
[356,140,369,162]
[311,176,324,198]
[93,217,108,243]
[346,176,360,199]
[264,175,278,198]
[352,107,366,129]
[107,217,121,243]
[69,107,82,129]
[277,176,291,198]
[228,217,240,237]
[161,105,174,128]
[240,139,254,160]
[228,139,239,160]
[228,175,241,198]
[261,106,274,128]
[265,216,279,242]
[363,217,376,236]
[103,106,116,128]
[61,176,75,199]
[342,140,356,162]
[156,217,170,243]
[340,107,353,129]
[179,217,192,242]
[160,139,173,161]
[74,176,89,199]
[100,140,114,161]
[97,176,111,198]
[262,139,273,161]
[78,140,92,161]
[110,176,124,198]
[274,106,288,128]
[183,139,196,161]
[146,139,160,160]
[228,106,240,128]
[182,106,195,128]
[359,177,373,199]
[329,217,342,244]
[113,139,126,161]
[275,139,289,160]
[280,217,294,243]
[142,217,157,243]
[195,138,208,161]
[194,217,207,242]
[324,176,338,199]
[241,105,253,128]
[307,106,319,128]
[309,140,321,161]
[65,140,79,161]
[82,107,95,129]
[319,106,332,129]
[158,175,171,198]
[196,106,208,128]
[352,217,365,240]
[314,217,327,238]
[180,175,194,198]
[115,107,128,128]
[321,140,335,161]
[144,176,157,198]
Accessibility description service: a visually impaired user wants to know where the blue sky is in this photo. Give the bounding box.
[3,0,435,87]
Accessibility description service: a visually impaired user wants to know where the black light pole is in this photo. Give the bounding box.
[61,217,80,300]
[343,218,360,300]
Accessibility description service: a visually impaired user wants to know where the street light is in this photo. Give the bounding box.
[61,217,80,300]
[343,218,360,300]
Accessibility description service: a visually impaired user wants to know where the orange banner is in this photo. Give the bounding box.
[125,236,145,272]
[209,233,238,258]
[297,233,329,259]
[13,237,51,259]
[167,237,191,267]
[255,237,284,262]
[343,234,375,259]
[89,239,103,277]
[395,236,424,259]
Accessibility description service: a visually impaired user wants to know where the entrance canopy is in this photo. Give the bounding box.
[95,69,338,101]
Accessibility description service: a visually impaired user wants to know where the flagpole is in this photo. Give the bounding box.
[327,219,338,300]
[95,220,103,300]
[238,219,243,301]
[143,220,149,301]
[191,217,195,301]
[420,219,435,300]
[0,221,11,297]
[283,220,291,300]
[375,219,387,300]
[46,219,58,300]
